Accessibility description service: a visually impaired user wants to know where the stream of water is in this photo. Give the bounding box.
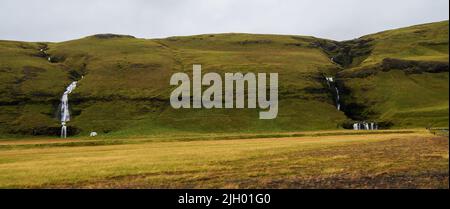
[60,81,77,138]
[324,76,378,130]
[39,46,79,138]
[325,76,340,110]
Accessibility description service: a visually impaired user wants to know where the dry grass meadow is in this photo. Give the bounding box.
[0,129,447,189]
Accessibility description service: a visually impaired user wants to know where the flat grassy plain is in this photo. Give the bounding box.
[0,129,447,189]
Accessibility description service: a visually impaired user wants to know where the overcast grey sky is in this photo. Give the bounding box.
[1,0,448,42]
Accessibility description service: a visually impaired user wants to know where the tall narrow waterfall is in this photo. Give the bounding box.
[37,47,78,138]
[325,76,341,110]
[60,81,77,138]
[335,87,341,110]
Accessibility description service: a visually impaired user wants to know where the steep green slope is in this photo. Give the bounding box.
[0,21,448,137]
[337,21,449,127]
[0,34,346,136]
[0,41,72,135]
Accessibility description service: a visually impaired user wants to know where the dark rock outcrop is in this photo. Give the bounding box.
[339,58,449,78]
[92,34,136,39]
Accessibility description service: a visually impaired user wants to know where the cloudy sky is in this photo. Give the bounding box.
[1,0,448,42]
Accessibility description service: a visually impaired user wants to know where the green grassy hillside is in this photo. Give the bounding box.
[0,21,448,137]
[0,34,345,136]
[336,21,449,128]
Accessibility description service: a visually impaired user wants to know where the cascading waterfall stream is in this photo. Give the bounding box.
[60,81,77,138]
[335,87,340,111]
[324,76,378,131]
[38,46,81,137]
[60,78,85,137]
[325,76,340,110]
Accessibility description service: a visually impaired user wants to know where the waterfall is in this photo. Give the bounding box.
[335,87,340,110]
[37,47,78,138]
[353,122,378,131]
[61,122,67,138]
[60,81,77,138]
[324,76,340,110]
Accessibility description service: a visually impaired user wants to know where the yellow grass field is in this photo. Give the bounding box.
[0,129,448,189]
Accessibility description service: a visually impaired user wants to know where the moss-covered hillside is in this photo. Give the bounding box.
[0,21,448,137]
